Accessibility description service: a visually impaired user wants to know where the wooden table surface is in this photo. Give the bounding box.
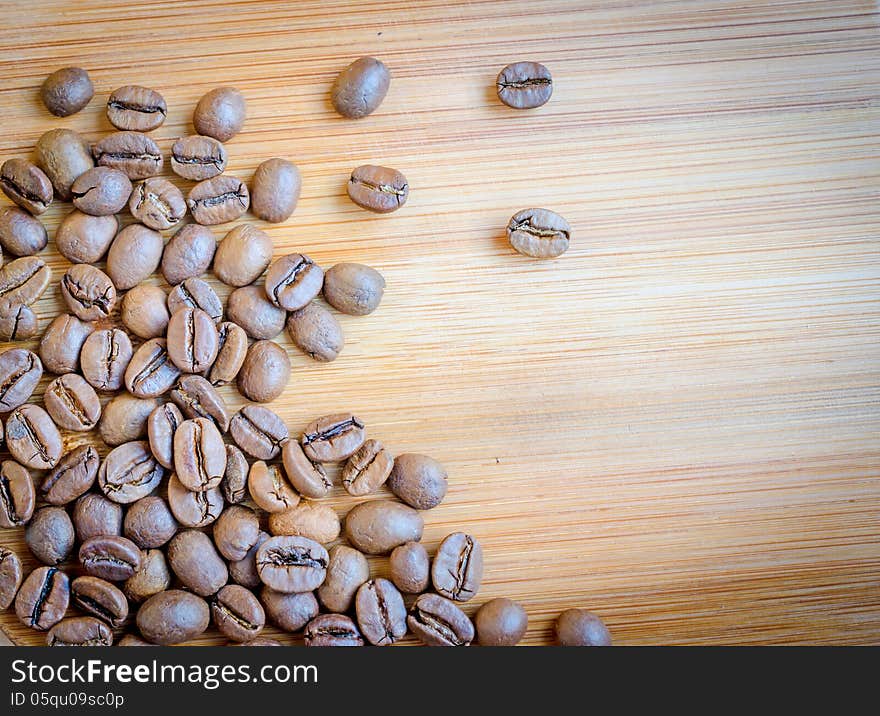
[0,0,878,646]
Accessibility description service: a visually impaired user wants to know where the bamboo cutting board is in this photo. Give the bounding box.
[0,0,878,646]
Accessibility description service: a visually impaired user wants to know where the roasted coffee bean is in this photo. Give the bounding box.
[44,373,101,431]
[344,499,423,555]
[167,307,219,373]
[356,578,407,646]
[237,340,290,403]
[213,224,273,287]
[0,348,43,411]
[15,566,69,631]
[0,305,38,341]
[221,444,248,504]
[229,531,268,589]
[80,328,132,392]
[432,532,483,602]
[167,473,224,528]
[174,417,226,492]
[317,545,369,614]
[0,159,53,215]
[261,587,318,633]
[213,505,260,561]
[60,264,116,321]
[167,529,228,597]
[193,87,246,142]
[268,500,340,544]
[331,56,390,119]
[6,404,62,469]
[322,262,385,315]
[72,493,123,542]
[125,338,181,398]
[0,256,51,314]
[506,208,570,258]
[388,453,448,510]
[187,176,249,225]
[79,535,142,581]
[167,277,223,323]
[40,446,99,506]
[408,593,474,646]
[226,286,286,340]
[389,541,430,594]
[123,548,170,603]
[71,167,132,216]
[92,131,163,180]
[121,285,169,339]
[250,158,301,223]
[99,393,158,446]
[211,584,264,643]
[209,322,247,386]
[71,576,128,628]
[25,506,74,565]
[265,254,323,311]
[98,440,164,504]
[35,128,94,200]
[282,439,331,499]
[137,589,209,645]
[247,461,299,514]
[47,616,112,646]
[146,402,183,469]
[170,135,227,181]
[129,177,186,230]
[41,67,93,116]
[170,374,230,432]
[256,535,327,593]
[124,496,178,549]
[106,223,163,290]
[161,224,216,284]
[0,206,49,256]
[230,405,288,460]
[476,598,528,646]
[497,61,553,109]
[0,460,35,528]
[302,412,366,463]
[107,85,167,131]
[40,315,93,375]
[55,210,118,264]
[347,164,408,213]
[342,439,393,496]
[0,547,23,610]
[304,614,363,647]
[555,608,612,646]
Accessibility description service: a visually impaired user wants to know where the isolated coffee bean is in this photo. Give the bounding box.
[41,67,93,116]
[193,87,246,142]
[123,548,171,604]
[229,531,268,589]
[0,348,43,411]
[35,128,94,200]
[167,277,224,323]
[6,404,62,469]
[40,446,99,506]
[167,529,229,597]
[124,496,178,550]
[304,614,363,647]
[72,493,123,543]
[408,593,474,646]
[0,547,24,610]
[129,177,186,230]
[0,305,38,341]
[107,85,167,131]
[99,393,158,446]
[247,461,299,514]
[347,164,408,213]
[302,412,366,463]
[221,445,249,504]
[60,264,116,321]
[356,578,407,646]
[25,506,74,565]
[0,460,35,528]
[322,262,385,316]
[15,567,70,631]
[213,224,273,287]
[282,439,332,499]
[147,402,183,469]
[121,285,169,339]
[261,587,318,633]
[506,208,570,258]
[125,338,181,398]
[0,159,53,215]
[331,56,390,119]
[342,439,393,496]
[187,176,249,225]
[47,616,113,646]
[137,590,210,645]
[0,256,51,314]
[209,321,247,386]
[476,598,529,646]
[0,206,49,255]
[174,417,226,492]
[387,453,448,510]
[268,500,340,544]
[161,224,216,284]
[170,374,230,432]
[265,253,323,311]
[44,373,101,431]
[497,61,553,109]
[55,210,118,264]
[237,340,290,403]
[92,131,163,180]
[555,608,612,646]
[167,307,219,373]
[256,535,327,593]
[171,135,227,181]
[432,532,483,602]
[79,535,142,581]
[71,166,132,216]
[226,286,286,340]
[343,499,423,555]
[80,328,132,392]
[167,472,224,528]
[389,542,430,594]
[212,584,264,643]
[251,158,301,223]
[107,223,163,290]
[98,440,164,504]
[214,505,260,561]
[317,545,369,614]
[71,576,129,628]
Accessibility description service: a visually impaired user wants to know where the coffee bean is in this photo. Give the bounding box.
[261,587,318,633]
[0,159,53,215]
[506,208,570,258]
[98,440,164,504]
[72,493,123,543]
[256,535,327,593]
[322,262,385,316]
[121,285,169,339]
[347,164,408,213]
[124,496,178,549]
[250,158,301,223]
[342,439,393,496]
[281,439,332,499]
[213,224,273,287]
[212,584,264,643]
[79,535,142,581]
[209,321,247,386]
[226,286,286,340]
[247,461,299,514]
[555,608,612,646]
[387,453,448,510]
[146,402,183,469]
[137,589,209,645]
[41,67,93,116]
[170,374,230,432]
[193,87,246,142]
[106,223,164,290]
[230,405,289,460]
[171,135,227,181]
[0,460,35,528]
[39,315,92,375]
[432,532,483,602]
[331,57,390,119]
[389,541,430,594]
[25,506,74,565]
[123,548,171,603]
[15,566,70,631]
[80,328,132,392]
[187,176,249,225]
[60,264,116,321]
[71,576,129,628]
[316,545,369,614]
[6,404,62,469]
[107,85,167,131]
[221,444,249,504]
[229,531,268,589]
[92,131,163,180]
[168,529,228,596]
[167,472,224,528]
[0,256,51,314]
[35,129,94,200]
[302,412,366,463]
[161,224,216,284]
[99,393,158,446]
[304,614,363,647]
[0,348,43,411]
[268,500,340,544]
[129,177,186,230]
[497,61,553,109]
[237,340,290,403]
[174,417,226,492]
[55,210,118,264]
[167,277,223,323]
[40,445,99,506]
[0,547,23,610]
[125,338,181,398]
[70,167,132,216]
[343,499,423,555]
[213,504,260,561]
[265,254,323,311]
[0,206,49,256]
[44,373,101,431]
[47,616,113,646]
[408,593,474,646]
[0,305,38,341]
[356,578,407,646]
[167,307,219,373]
[475,598,528,646]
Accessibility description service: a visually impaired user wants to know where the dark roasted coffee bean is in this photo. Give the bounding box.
[0,206,48,256]
[35,129,94,200]
[356,578,407,646]
[226,286,285,340]
[55,210,118,264]
[237,340,290,403]
[432,532,483,602]
[187,176,249,225]
[282,439,331,499]
[6,404,61,469]
[99,393,158,446]
[124,496,178,549]
[0,348,43,411]
[0,159,53,215]
[231,405,288,460]
[174,417,226,492]
[0,547,23,610]
[264,253,323,311]
[167,529,228,597]
[106,223,163,290]
[261,587,318,633]
[213,224,272,287]
[41,67,93,116]
[247,461,299,514]
[44,373,101,431]
[388,452,448,510]
[0,304,38,341]
[146,402,183,469]
[167,307,219,373]
[317,545,369,613]
[344,499,423,555]
[497,61,553,109]
[213,504,260,561]
[71,167,132,216]
[25,507,74,565]
[221,444,248,504]
[92,131,163,180]
[40,445,99,506]
[555,608,612,646]
[161,224,216,284]
[79,535,142,581]
[39,314,92,375]
[72,493,123,542]
[212,584,264,643]
[121,285,169,339]
[347,164,408,213]
[125,338,181,398]
[229,531,268,589]
[60,264,116,321]
[331,57,390,119]
[98,440,164,504]
[304,614,363,646]
[476,598,528,646]
[137,589,209,645]
[506,208,570,258]
[251,158,301,223]
[170,374,230,432]
[342,439,392,496]
[80,328,132,392]
[167,472,224,528]
[268,500,340,544]
[107,85,167,131]
[0,460,35,528]
[209,322,247,386]
[71,576,129,628]
[193,87,246,142]
[15,566,69,631]
[302,412,365,463]
[129,177,186,230]
[47,616,112,646]
[171,135,227,181]
[408,593,474,646]
[0,256,51,314]
[322,262,385,316]
[123,548,170,603]
[167,277,223,323]
[256,535,327,593]
[389,541,430,594]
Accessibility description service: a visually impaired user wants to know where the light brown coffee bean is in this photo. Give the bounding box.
[261,587,318,633]
[322,262,385,315]
[343,499,423,555]
[496,61,553,110]
[256,535,327,593]
[60,264,116,321]
[304,613,363,647]
[41,67,93,117]
[129,177,186,230]
[237,340,290,403]
[208,321,247,386]
[0,305,38,341]
[475,598,528,646]
[55,210,118,264]
[39,314,92,375]
[167,529,228,597]
[408,593,474,646]
[389,541,430,594]
[106,223,163,290]
[44,373,101,431]
[171,135,227,181]
[302,412,366,463]
[342,439,393,496]
[173,417,226,492]
[221,444,248,504]
[124,496,178,549]
[72,493,123,543]
[331,57,390,119]
[79,535,142,581]
[0,205,49,256]
[347,164,408,213]
[229,531,268,589]
[125,338,181,398]
[0,158,53,215]
[268,501,340,544]
[281,438,332,499]
[146,402,183,469]
[26,506,75,565]
[187,176,249,225]
[92,131,163,180]
[355,578,407,646]
[0,547,24,610]
[0,256,51,314]
[211,584,264,643]
[265,253,323,311]
[250,158,301,223]
[193,87,246,142]
[123,548,171,603]
[167,472,224,528]
[213,504,260,561]
[71,166,132,216]
[6,404,62,469]
[387,453,448,510]
[121,285,169,339]
[431,532,483,602]
[247,461,299,514]
[136,589,209,645]
[555,608,612,646]
[170,374,230,432]
[97,441,164,504]
[167,277,223,323]
[98,393,158,446]
[15,566,69,631]
[316,545,370,614]
[46,617,113,646]
[107,85,167,131]
[161,224,216,284]
[0,460,35,528]
[71,576,129,628]
[80,328,132,392]
[213,224,273,287]
[35,129,94,200]
[506,208,571,258]
[225,286,286,340]
[167,307,219,373]
[230,405,288,460]
[40,445,99,506]
[0,347,43,411]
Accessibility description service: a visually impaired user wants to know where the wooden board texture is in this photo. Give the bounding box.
[0,0,878,646]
